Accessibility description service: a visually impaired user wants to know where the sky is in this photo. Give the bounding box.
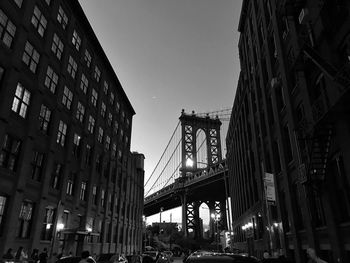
[79,0,243,224]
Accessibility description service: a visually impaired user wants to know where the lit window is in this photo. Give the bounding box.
[84,50,91,67]
[56,120,67,146]
[72,30,81,51]
[0,9,16,48]
[67,56,77,79]
[51,34,64,60]
[13,0,23,8]
[31,6,47,37]
[41,207,55,240]
[101,102,106,118]
[72,133,81,156]
[44,66,58,93]
[38,104,51,133]
[51,163,62,190]
[80,181,87,201]
[94,66,101,82]
[105,136,110,151]
[76,102,85,123]
[87,116,95,134]
[0,134,21,171]
[31,151,44,181]
[22,41,40,73]
[107,112,112,126]
[91,89,98,107]
[17,200,34,238]
[98,127,104,143]
[62,86,73,110]
[57,6,68,30]
[80,74,88,94]
[111,143,116,158]
[12,83,31,118]
[103,81,108,94]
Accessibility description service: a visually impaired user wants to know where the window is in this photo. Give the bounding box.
[84,50,91,67]
[51,163,62,190]
[0,196,7,235]
[111,143,116,158]
[66,179,73,195]
[87,116,95,134]
[92,186,97,205]
[51,34,64,60]
[91,89,98,107]
[80,73,88,94]
[80,181,87,201]
[110,92,114,105]
[62,86,73,110]
[113,121,119,135]
[44,0,51,5]
[56,120,67,146]
[67,56,77,79]
[103,81,108,94]
[85,144,92,165]
[22,41,40,73]
[40,207,54,240]
[72,30,81,50]
[76,102,85,123]
[44,66,58,93]
[107,112,112,126]
[94,66,101,82]
[101,189,105,207]
[105,136,110,151]
[98,127,104,143]
[283,125,293,163]
[31,6,47,37]
[0,9,16,48]
[31,151,44,181]
[0,134,21,171]
[12,83,31,118]
[116,102,120,113]
[18,200,34,238]
[101,102,106,118]
[72,133,81,156]
[57,6,68,30]
[38,104,51,133]
[13,0,23,7]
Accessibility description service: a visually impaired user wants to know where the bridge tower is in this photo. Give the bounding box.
[178,110,226,238]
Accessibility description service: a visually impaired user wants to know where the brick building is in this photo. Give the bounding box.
[227,0,350,262]
[0,0,144,257]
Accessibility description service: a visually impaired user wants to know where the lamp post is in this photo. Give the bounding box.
[211,213,221,252]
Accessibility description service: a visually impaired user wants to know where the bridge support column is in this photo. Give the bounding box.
[180,192,188,237]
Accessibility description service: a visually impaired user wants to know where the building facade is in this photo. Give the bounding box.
[227,0,350,262]
[0,0,144,257]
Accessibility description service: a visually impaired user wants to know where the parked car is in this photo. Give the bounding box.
[142,251,158,262]
[56,256,96,263]
[96,254,127,263]
[184,252,259,263]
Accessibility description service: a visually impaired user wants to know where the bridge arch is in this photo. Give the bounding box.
[196,128,208,169]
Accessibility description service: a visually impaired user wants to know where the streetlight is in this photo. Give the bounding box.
[211,213,221,252]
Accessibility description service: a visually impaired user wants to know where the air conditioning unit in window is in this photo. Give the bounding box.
[298,8,309,24]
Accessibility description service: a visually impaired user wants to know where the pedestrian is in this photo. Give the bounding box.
[21,248,29,263]
[30,249,39,263]
[39,248,48,263]
[307,248,328,263]
[3,248,15,261]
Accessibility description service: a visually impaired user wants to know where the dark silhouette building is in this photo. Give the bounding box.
[227,0,350,262]
[0,0,144,257]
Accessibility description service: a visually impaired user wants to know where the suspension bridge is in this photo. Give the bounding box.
[143,108,231,238]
